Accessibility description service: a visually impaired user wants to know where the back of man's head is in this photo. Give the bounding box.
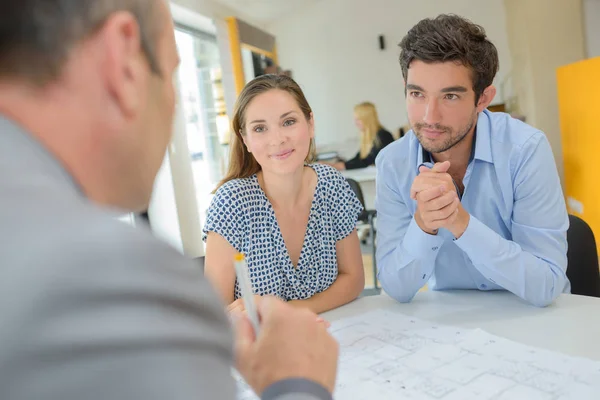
[0,0,180,212]
[0,0,161,86]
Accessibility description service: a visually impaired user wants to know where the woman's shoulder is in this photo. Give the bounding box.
[308,165,363,232]
[309,163,350,194]
[310,163,344,181]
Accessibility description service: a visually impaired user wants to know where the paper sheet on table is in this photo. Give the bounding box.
[236,309,600,399]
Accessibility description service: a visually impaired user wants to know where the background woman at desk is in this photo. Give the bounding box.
[203,74,365,314]
[328,102,395,170]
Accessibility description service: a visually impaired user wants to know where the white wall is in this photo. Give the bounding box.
[148,153,184,253]
[503,0,586,186]
[266,0,512,148]
[584,0,600,58]
[171,0,252,20]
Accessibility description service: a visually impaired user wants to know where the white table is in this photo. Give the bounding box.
[340,165,377,183]
[322,290,600,361]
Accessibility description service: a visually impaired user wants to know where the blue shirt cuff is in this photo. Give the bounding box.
[262,378,332,400]
[453,215,494,262]
[402,217,445,257]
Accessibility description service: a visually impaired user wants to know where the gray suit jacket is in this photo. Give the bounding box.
[0,115,330,400]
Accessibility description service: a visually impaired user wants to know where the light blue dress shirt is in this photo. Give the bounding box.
[375,110,570,307]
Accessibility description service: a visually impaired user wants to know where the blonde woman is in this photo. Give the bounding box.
[330,102,394,170]
[203,74,365,314]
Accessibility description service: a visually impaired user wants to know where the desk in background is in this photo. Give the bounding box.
[341,166,377,210]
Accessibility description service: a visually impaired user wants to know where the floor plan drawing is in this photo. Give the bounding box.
[236,309,600,399]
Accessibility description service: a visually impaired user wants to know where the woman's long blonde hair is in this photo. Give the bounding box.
[354,102,383,158]
[214,74,316,192]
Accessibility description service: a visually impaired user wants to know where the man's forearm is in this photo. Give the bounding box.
[454,216,568,307]
[378,217,442,303]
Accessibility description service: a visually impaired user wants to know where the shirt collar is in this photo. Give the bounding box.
[473,109,493,163]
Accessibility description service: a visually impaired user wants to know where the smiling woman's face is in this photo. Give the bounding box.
[242,89,314,175]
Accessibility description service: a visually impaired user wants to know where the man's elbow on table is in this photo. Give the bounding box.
[527,286,564,308]
[528,292,558,308]
[377,263,422,303]
[383,286,418,303]
[387,291,418,304]
[379,279,419,303]
[521,273,566,308]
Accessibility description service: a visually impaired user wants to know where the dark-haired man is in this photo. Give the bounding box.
[375,14,569,307]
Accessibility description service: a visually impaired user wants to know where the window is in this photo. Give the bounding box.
[174,25,229,218]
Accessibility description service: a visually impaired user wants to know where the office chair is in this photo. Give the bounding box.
[398,127,406,138]
[346,178,380,295]
[566,214,600,297]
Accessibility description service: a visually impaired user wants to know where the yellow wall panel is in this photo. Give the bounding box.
[226,17,245,95]
[557,57,600,244]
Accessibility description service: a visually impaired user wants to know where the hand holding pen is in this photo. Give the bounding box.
[231,295,339,396]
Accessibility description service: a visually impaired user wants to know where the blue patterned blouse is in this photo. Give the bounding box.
[202,164,363,301]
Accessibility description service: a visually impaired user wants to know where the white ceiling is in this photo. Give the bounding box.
[212,0,322,25]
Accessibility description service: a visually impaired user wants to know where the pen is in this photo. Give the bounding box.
[233,253,260,334]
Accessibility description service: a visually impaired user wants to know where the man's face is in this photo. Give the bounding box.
[405,60,490,154]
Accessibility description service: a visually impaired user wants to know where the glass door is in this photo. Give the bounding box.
[174,25,229,221]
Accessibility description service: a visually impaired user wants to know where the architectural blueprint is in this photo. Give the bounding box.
[236,309,600,399]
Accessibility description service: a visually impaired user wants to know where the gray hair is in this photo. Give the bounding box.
[0,0,162,85]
